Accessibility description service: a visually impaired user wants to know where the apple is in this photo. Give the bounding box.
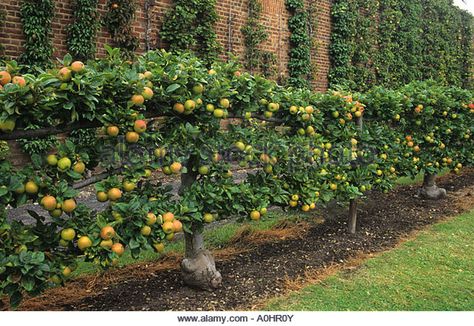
[250,210,261,220]
[264,164,273,174]
[146,212,157,225]
[73,161,86,174]
[133,120,147,133]
[61,228,76,241]
[203,213,214,223]
[107,126,119,137]
[58,67,72,82]
[198,165,209,175]
[77,236,92,251]
[264,111,273,118]
[170,162,182,174]
[111,243,125,256]
[57,157,72,172]
[141,225,152,236]
[0,119,16,133]
[125,131,139,143]
[192,83,204,94]
[70,61,85,73]
[100,239,113,249]
[213,108,224,118]
[47,154,58,166]
[267,102,279,112]
[212,153,222,163]
[154,147,166,158]
[184,99,196,111]
[97,191,108,202]
[100,226,116,240]
[206,104,215,112]
[173,103,185,114]
[219,98,230,109]
[143,71,153,79]
[123,180,136,192]
[153,242,165,253]
[235,141,246,151]
[142,87,154,100]
[162,221,174,234]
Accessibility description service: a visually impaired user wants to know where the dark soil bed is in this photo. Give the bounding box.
[16,170,474,311]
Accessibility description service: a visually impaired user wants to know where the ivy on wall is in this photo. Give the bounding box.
[328,0,354,90]
[103,0,139,58]
[286,0,312,89]
[330,0,474,91]
[241,0,276,78]
[19,0,55,67]
[160,0,221,66]
[67,0,100,61]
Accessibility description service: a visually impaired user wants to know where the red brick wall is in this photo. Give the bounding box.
[0,0,332,91]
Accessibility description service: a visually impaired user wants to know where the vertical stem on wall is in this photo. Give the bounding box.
[144,0,155,52]
[19,0,55,67]
[67,0,100,61]
[103,0,139,58]
[285,0,311,88]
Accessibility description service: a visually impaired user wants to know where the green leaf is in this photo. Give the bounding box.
[10,290,23,308]
[166,84,181,93]
[128,238,141,250]
[21,276,35,292]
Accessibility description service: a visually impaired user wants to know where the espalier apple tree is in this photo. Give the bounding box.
[0,48,472,306]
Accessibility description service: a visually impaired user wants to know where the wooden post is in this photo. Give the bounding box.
[348,115,363,234]
[348,199,357,234]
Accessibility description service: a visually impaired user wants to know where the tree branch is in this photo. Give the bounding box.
[227,113,284,124]
[0,109,170,141]
[72,168,123,190]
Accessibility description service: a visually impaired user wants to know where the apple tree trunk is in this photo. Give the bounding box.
[178,157,222,290]
[418,173,446,200]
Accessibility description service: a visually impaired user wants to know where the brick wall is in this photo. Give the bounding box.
[0,0,332,92]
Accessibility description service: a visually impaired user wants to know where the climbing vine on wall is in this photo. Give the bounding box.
[160,0,221,66]
[104,0,139,58]
[286,0,312,89]
[330,0,474,91]
[19,0,55,67]
[328,0,355,90]
[241,0,275,77]
[67,0,100,61]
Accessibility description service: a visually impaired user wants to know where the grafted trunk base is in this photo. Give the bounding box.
[418,173,446,200]
[181,249,222,290]
[181,224,222,290]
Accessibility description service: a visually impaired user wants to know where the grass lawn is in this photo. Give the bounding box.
[265,209,474,311]
[396,168,450,186]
